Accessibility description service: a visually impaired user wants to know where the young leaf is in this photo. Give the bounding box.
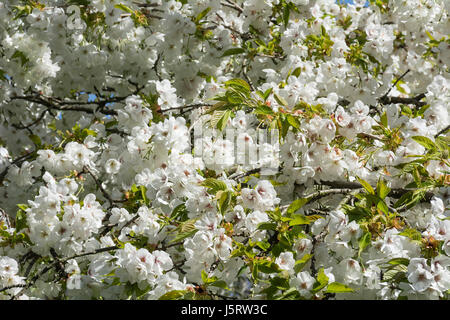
[209,280,229,290]
[158,290,187,300]
[326,282,354,293]
[399,228,422,242]
[380,111,388,127]
[411,136,436,150]
[200,178,227,194]
[263,87,273,101]
[312,267,329,293]
[195,7,211,22]
[15,209,27,232]
[387,258,410,266]
[358,232,371,258]
[294,254,313,273]
[286,114,300,129]
[225,79,251,93]
[221,48,246,57]
[289,214,311,226]
[114,3,134,14]
[254,105,275,115]
[257,222,278,231]
[376,179,390,200]
[217,190,232,214]
[283,5,290,28]
[274,93,288,107]
[216,109,232,131]
[287,198,309,215]
[356,177,375,194]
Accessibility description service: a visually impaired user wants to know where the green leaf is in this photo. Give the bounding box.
[291,67,302,78]
[376,200,389,216]
[252,263,259,281]
[200,178,228,194]
[380,111,388,127]
[114,3,134,14]
[411,136,436,150]
[256,241,271,251]
[216,109,232,131]
[170,225,198,243]
[356,177,375,194]
[225,78,251,93]
[257,222,277,231]
[294,254,313,273]
[358,232,371,258]
[383,264,408,282]
[287,198,309,215]
[17,204,28,211]
[263,87,273,101]
[15,208,27,232]
[221,47,246,57]
[393,191,413,208]
[28,134,41,146]
[289,214,311,226]
[387,258,410,266]
[254,105,275,115]
[376,179,391,200]
[11,50,29,66]
[275,287,299,300]
[257,260,280,274]
[195,7,211,22]
[270,277,289,290]
[286,114,300,129]
[158,290,187,300]
[170,203,188,220]
[217,190,232,214]
[399,228,422,242]
[209,280,229,290]
[210,110,226,129]
[312,267,329,293]
[274,93,288,107]
[205,101,229,114]
[342,205,371,222]
[283,4,290,28]
[326,282,354,293]
[201,269,209,283]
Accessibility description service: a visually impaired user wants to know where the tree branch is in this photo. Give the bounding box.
[378,93,426,107]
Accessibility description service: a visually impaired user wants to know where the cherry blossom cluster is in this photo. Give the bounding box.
[0,0,449,300]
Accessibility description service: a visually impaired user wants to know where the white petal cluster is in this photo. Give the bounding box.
[0,0,448,301]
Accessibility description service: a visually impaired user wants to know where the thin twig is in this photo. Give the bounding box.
[83,166,115,209]
[11,110,48,130]
[161,103,213,113]
[380,69,410,101]
[220,0,243,14]
[435,124,450,138]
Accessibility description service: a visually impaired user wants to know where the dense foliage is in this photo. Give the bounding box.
[0,0,449,300]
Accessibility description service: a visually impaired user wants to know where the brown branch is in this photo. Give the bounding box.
[9,95,119,116]
[317,180,434,201]
[220,0,243,14]
[0,284,27,293]
[435,124,450,138]
[0,150,36,185]
[83,166,116,209]
[380,69,410,101]
[3,246,119,298]
[378,93,426,107]
[63,246,119,262]
[161,103,213,113]
[11,110,48,130]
